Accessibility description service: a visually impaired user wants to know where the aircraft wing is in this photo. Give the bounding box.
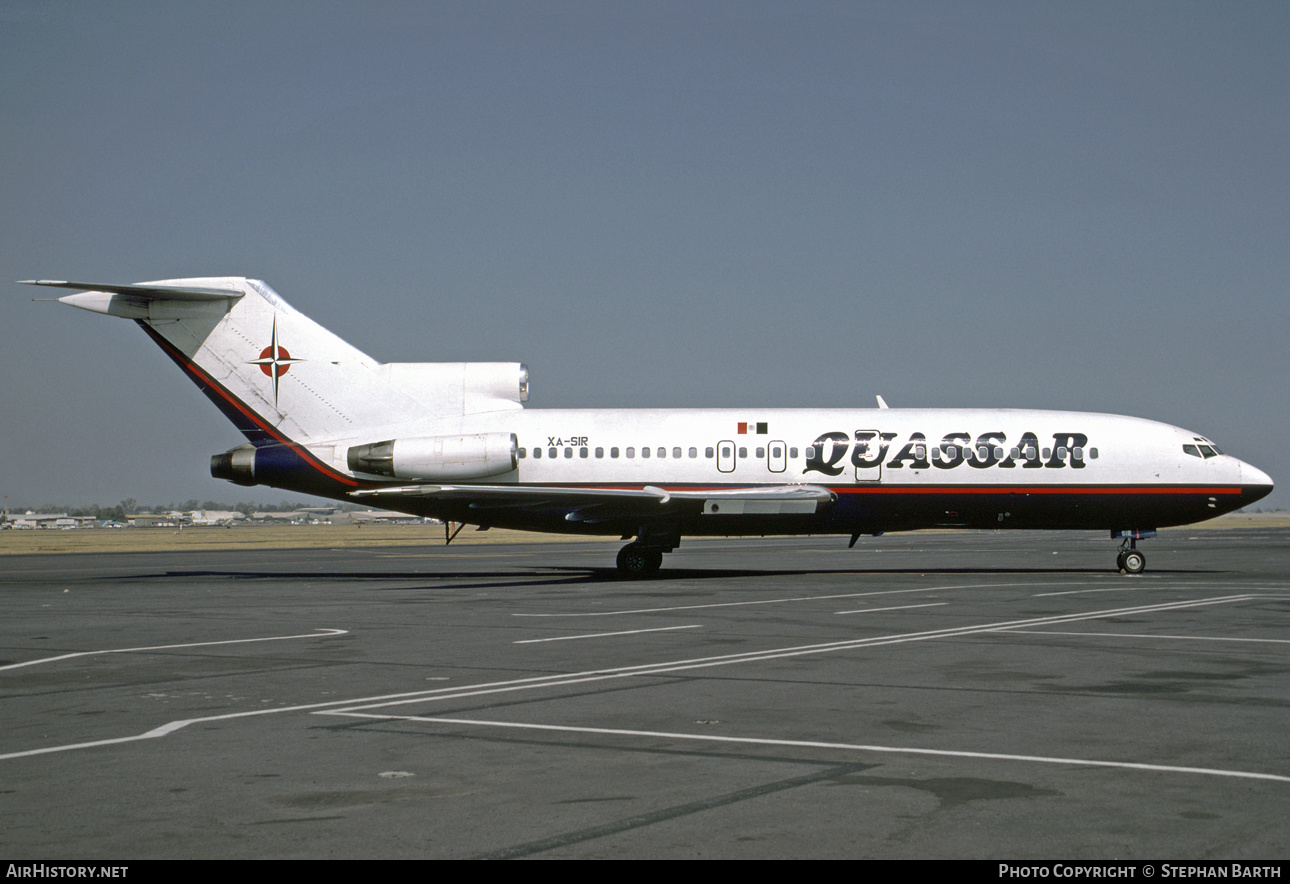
[20,280,245,301]
[350,483,837,521]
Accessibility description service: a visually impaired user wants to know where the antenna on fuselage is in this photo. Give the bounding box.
[876,395,889,409]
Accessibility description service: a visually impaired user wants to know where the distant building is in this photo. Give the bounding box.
[6,512,98,529]
[343,510,435,525]
[126,514,181,528]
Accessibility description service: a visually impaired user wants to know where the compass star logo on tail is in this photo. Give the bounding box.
[248,318,304,407]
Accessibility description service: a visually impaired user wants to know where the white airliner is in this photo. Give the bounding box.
[28,277,1273,577]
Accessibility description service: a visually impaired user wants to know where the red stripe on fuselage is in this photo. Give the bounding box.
[832,485,1243,496]
[547,483,1244,495]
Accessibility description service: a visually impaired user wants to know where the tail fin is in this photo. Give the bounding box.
[28,277,527,447]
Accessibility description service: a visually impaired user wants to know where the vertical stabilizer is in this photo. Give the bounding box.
[31,277,524,447]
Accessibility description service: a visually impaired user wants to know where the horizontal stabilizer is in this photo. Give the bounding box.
[20,279,245,301]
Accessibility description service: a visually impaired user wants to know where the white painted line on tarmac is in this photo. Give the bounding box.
[835,603,948,615]
[0,628,349,672]
[1035,586,1162,597]
[1034,581,1290,599]
[0,593,1255,761]
[513,582,1085,618]
[333,595,1257,714]
[323,713,1290,785]
[514,625,703,644]
[1009,629,1290,646]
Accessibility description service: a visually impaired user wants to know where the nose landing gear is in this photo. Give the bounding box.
[1113,529,1155,574]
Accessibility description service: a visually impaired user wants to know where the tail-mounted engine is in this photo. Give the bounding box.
[210,444,258,486]
[346,433,518,481]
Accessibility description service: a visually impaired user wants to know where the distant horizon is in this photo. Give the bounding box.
[3,497,361,516]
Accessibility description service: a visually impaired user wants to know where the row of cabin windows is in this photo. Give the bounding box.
[517,445,801,460]
[517,444,1099,463]
[803,444,1099,462]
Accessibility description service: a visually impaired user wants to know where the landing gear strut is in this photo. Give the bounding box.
[1113,530,1153,574]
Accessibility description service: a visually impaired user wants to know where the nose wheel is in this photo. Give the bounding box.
[1114,531,1151,574]
[1116,549,1146,574]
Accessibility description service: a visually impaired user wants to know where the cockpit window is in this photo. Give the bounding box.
[1184,442,1220,459]
[1187,437,1223,459]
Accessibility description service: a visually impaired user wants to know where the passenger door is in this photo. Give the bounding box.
[717,440,736,473]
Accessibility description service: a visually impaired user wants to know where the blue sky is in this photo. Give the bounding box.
[2,1,1286,509]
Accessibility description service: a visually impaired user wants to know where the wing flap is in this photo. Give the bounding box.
[350,483,836,517]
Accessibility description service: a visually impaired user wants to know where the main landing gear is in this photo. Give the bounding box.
[616,543,664,577]
[1113,529,1154,574]
[616,528,679,578]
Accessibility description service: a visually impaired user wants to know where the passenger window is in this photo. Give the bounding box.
[721,446,731,458]
[738,447,747,458]
[1089,448,1098,459]
[533,448,542,459]
[1009,448,1020,459]
[756,447,765,458]
[673,447,682,459]
[705,447,714,458]
[1042,448,1052,459]
[914,445,926,459]
[1072,447,1083,461]
[580,447,588,458]
[595,447,604,458]
[790,447,798,458]
[517,448,526,458]
[642,447,650,458]
[689,447,697,458]
[993,446,1004,459]
[1024,447,1036,459]
[658,447,666,458]
[626,447,635,458]
[564,447,573,458]
[611,447,620,458]
[1056,446,1067,459]
[771,446,781,458]
[548,448,557,459]
[946,446,958,458]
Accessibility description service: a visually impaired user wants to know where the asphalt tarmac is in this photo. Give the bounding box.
[1,528,1287,859]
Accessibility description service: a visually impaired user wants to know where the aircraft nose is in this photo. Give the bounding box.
[1239,461,1274,499]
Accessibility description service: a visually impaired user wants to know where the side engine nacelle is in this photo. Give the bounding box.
[346,432,518,481]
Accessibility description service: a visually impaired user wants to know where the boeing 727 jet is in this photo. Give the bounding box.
[27,277,1273,576]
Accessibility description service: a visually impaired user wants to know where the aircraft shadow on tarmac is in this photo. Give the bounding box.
[142,564,1218,593]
